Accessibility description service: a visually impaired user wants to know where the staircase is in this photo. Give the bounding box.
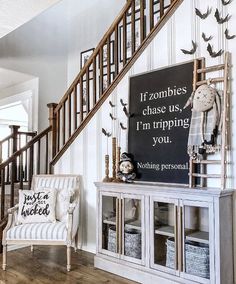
[0,0,183,249]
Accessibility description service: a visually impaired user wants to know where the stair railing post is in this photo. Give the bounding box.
[47,103,58,161]
[9,125,20,182]
[9,125,20,155]
[0,142,2,164]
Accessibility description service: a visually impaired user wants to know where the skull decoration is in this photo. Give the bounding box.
[117,152,136,183]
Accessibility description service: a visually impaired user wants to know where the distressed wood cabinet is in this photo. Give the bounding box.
[94,182,234,284]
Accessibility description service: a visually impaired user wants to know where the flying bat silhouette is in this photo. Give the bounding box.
[109,113,116,120]
[215,9,231,24]
[207,44,224,58]
[120,123,127,130]
[221,0,232,5]
[120,99,127,107]
[195,7,212,19]
[102,128,111,137]
[123,106,134,118]
[225,29,236,40]
[202,32,213,42]
[181,41,197,55]
[109,101,115,107]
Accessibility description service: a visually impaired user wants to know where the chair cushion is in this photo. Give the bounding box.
[6,222,67,241]
[17,189,57,224]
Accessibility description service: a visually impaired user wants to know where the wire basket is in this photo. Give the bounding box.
[166,238,210,279]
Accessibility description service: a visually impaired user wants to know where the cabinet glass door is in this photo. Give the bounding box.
[100,193,119,256]
[121,194,145,264]
[151,198,178,273]
[182,202,210,281]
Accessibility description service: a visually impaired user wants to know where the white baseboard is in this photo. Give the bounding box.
[81,245,96,254]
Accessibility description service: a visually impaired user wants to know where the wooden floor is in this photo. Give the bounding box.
[0,246,138,284]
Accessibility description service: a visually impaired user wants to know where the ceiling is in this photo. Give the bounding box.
[0,0,61,39]
[0,67,34,90]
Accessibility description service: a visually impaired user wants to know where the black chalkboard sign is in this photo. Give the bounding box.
[128,61,193,184]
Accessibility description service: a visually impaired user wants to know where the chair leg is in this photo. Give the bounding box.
[2,244,7,271]
[67,246,71,272]
[31,245,34,252]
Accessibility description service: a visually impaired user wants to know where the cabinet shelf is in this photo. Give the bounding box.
[125,220,141,230]
[155,225,174,237]
[103,217,116,225]
[185,231,209,244]
[103,217,141,230]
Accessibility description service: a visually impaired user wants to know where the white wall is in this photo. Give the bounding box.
[0,0,68,131]
[66,0,126,85]
[54,0,236,267]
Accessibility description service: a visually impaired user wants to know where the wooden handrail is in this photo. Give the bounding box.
[0,134,13,144]
[0,127,37,165]
[0,126,51,170]
[18,131,37,136]
[50,0,184,167]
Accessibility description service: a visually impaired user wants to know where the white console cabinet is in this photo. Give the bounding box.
[94,182,234,284]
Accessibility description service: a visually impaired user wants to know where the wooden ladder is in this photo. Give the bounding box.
[189,52,231,189]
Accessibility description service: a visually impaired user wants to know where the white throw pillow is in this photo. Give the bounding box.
[36,187,75,222]
[18,189,57,224]
[56,188,75,222]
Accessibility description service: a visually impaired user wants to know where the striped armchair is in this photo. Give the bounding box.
[2,174,80,272]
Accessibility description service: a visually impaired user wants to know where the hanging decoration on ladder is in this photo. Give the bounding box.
[184,79,222,160]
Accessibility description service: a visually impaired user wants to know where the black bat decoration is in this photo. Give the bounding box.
[214,9,231,24]
[109,101,115,107]
[102,128,111,137]
[195,7,212,19]
[207,43,224,58]
[120,123,127,130]
[202,32,213,42]
[225,29,236,40]
[221,0,232,5]
[120,99,127,107]
[109,113,116,120]
[123,106,134,118]
[181,41,197,55]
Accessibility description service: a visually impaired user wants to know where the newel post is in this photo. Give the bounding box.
[47,103,58,159]
[9,125,20,155]
[0,142,2,164]
[9,125,20,182]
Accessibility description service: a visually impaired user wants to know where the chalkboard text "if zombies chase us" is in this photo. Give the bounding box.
[128,61,193,183]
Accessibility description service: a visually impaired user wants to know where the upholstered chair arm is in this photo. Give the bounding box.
[8,204,19,214]
[6,204,19,229]
[2,204,19,245]
[66,201,80,246]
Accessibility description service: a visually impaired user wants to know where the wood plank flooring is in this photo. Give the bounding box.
[0,246,138,284]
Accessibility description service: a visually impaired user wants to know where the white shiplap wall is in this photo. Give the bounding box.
[55,0,236,272]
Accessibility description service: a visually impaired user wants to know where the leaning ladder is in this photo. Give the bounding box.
[189,52,231,190]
